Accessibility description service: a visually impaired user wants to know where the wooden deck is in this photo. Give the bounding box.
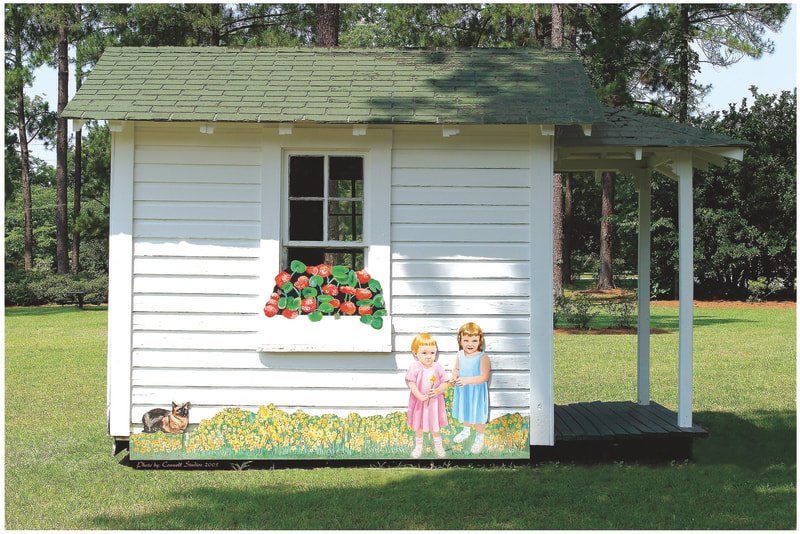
[532,401,708,462]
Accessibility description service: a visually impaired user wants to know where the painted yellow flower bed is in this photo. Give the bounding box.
[131,389,529,460]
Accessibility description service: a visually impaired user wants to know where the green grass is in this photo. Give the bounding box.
[6,303,796,529]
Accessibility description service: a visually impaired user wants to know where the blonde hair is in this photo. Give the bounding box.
[457,322,485,351]
[411,332,438,357]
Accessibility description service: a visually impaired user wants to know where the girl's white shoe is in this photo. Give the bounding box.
[453,427,471,443]
[411,444,423,459]
[470,434,485,454]
[434,441,446,458]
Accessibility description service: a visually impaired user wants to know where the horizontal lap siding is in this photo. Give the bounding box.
[390,130,531,419]
[129,125,532,429]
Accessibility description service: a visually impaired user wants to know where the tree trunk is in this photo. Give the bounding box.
[71,65,82,274]
[533,6,543,45]
[553,173,564,298]
[315,4,340,47]
[14,26,34,271]
[562,172,573,284]
[677,4,690,123]
[210,4,221,46]
[55,22,69,274]
[597,171,616,289]
[551,4,563,48]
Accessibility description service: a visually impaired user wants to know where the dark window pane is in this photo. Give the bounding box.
[285,247,365,271]
[289,200,323,241]
[328,200,362,241]
[289,156,324,197]
[329,156,363,199]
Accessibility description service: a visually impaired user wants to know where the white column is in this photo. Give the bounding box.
[529,127,555,446]
[676,152,694,428]
[107,122,134,437]
[636,172,651,405]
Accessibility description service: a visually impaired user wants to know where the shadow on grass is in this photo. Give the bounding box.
[89,409,795,530]
[5,305,108,317]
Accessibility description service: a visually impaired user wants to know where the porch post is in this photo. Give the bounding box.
[676,152,694,428]
[636,171,651,405]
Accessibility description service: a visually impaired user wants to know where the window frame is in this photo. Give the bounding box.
[282,151,367,269]
[259,127,393,353]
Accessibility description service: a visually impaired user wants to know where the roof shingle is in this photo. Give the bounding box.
[62,47,605,125]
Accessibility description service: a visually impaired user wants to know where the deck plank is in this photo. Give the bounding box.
[566,403,604,438]
[648,402,709,436]
[603,402,655,435]
[590,401,642,436]
[572,403,616,437]
[585,401,633,437]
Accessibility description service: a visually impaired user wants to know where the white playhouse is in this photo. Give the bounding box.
[63,47,746,461]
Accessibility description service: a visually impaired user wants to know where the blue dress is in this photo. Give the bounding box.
[452,350,489,424]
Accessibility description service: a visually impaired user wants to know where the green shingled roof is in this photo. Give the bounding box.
[557,107,749,148]
[62,47,605,124]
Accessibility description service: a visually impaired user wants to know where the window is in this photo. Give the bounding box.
[284,155,365,271]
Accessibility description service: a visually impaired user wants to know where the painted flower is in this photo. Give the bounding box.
[355,269,371,285]
[282,309,298,319]
[275,271,291,286]
[340,286,356,296]
[317,264,332,277]
[321,284,339,297]
[358,305,373,316]
[263,304,279,317]
[329,298,341,309]
[354,288,372,301]
[340,301,356,315]
[294,276,310,290]
[300,298,317,314]
[306,265,319,276]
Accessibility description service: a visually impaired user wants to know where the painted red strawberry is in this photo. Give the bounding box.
[263,304,278,317]
[321,284,339,297]
[294,276,310,290]
[317,264,332,277]
[300,298,317,314]
[355,288,372,301]
[340,285,356,295]
[356,270,371,285]
[281,309,298,319]
[266,298,278,308]
[340,301,356,315]
[275,271,291,286]
[271,292,280,300]
[306,265,319,276]
[329,298,341,309]
[358,305,373,316]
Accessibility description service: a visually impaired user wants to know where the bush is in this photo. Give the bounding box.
[5,269,108,306]
[746,277,786,302]
[606,298,637,329]
[556,294,598,330]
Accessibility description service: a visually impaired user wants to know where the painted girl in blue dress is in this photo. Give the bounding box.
[451,322,491,453]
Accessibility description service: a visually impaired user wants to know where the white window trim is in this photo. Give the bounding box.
[258,126,393,353]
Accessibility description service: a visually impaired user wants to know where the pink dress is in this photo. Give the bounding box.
[406,360,449,432]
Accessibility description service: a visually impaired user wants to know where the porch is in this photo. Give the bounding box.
[532,401,709,462]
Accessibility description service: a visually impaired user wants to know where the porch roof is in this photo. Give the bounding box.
[557,107,750,148]
[62,47,605,125]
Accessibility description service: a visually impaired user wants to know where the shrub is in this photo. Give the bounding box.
[557,294,598,330]
[746,277,786,302]
[606,299,637,329]
[5,269,108,306]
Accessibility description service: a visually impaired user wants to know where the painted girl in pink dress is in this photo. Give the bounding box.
[405,333,450,458]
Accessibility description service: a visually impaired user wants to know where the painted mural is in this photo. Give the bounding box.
[130,322,530,461]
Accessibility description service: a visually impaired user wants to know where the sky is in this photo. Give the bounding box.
[25,4,798,165]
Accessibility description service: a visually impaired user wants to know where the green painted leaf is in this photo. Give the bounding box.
[356,299,373,307]
[319,302,334,313]
[373,309,387,317]
[287,297,301,311]
[309,275,324,287]
[290,260,307,273]
[308,311,323,322]
[360,314,373,324]
[302,287,318,298]
[372,294,384,307]
[348,271,358,287]
[281,282,293,293]
[371,316,384,330]
[331,265,349,277]
[368,279,382,291]
[277,297,287,309]
[334,275,350,285]
[317,295,333,303]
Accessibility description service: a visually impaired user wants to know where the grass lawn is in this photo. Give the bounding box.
[5,303,796,529]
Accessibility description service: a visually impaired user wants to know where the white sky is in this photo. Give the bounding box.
[26,4,798,164]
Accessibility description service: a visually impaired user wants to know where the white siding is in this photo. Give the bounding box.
[125,123,541,432]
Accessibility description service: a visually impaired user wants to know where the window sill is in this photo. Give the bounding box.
[258,315,392,353]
